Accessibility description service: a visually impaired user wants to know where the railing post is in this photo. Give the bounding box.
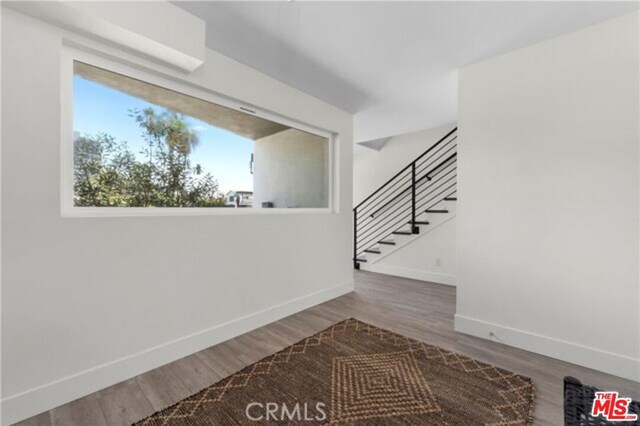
[411,163,419,234]
[353,207,360,269]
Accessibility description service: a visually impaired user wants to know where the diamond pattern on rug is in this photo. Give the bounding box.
[331,351,440,423]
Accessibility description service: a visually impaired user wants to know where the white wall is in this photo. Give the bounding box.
[364,215,457,286]
[253,129,329,208]
[1,7,353,424]
[456,11,639,381]
[353,124,457,285]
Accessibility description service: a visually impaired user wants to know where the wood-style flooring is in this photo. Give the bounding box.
[16,271,640,425]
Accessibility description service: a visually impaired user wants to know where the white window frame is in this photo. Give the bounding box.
[61,46,336,217]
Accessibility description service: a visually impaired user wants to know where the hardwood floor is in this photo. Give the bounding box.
[16,271,639,425]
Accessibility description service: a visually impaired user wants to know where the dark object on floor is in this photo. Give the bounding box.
[135,319,536,425]
[564,376,640,425]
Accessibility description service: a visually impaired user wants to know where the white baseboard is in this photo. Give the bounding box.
[454,314,640,382]
[1,281,354,425]
[361,263,456,286]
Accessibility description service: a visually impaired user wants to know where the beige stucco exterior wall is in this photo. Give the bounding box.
[253,129,329,208]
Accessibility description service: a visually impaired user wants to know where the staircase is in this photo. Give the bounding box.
[353,127,457,269]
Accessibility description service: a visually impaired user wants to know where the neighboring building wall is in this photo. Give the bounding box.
[456,11,639,381]
[1,8,353,424]
[353,124,457,285]
[253,128,329,208]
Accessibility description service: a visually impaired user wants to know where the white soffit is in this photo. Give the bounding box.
[3,1,206,72]
[358,137,391,151]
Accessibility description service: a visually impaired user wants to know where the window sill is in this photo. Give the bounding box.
[61,207,335,218]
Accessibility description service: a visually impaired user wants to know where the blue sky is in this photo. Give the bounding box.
[73,76,254,193]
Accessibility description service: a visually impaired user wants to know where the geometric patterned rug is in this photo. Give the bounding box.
[134,319,536,425]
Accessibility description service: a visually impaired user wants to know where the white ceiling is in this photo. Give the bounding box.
[174,1,639,146]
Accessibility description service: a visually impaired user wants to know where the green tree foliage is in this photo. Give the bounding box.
[73,108,226,207]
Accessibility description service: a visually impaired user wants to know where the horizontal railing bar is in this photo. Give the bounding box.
[356,164,457,241]
[415,142,456,177]
[356,174,456,247]
[357,172,456,242]
[356,138,456,221]
[357,141,454,219]
[356,175,456,249]
[354,127,457,210]
[356,190,454,256]
[353,164,413,211]
[413,137,457,176]
[426,153,457,180]
[356,177,457,256]
[357,187,455,255]
[415,182,456,213]
[368,153,457,219]
[357,182,457,254]
[355,171,412,218]
[411,128,457,173]
[367,177,428,220]
[356,138,456,215]
[356,203,411,244]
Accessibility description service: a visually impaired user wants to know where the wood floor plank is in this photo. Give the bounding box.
[96,379,155,426]
[134,366,192,412]
[195,341,251,379]
[11,411,51,426]
[49,394,107,426]
[162,354,222,395]
[14,270,640,425]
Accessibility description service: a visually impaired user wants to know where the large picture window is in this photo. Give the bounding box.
[67,58,331,214]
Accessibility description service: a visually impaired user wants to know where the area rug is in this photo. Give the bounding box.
[135,318,536,425]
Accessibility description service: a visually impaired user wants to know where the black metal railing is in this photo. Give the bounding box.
[353,127,457,269]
